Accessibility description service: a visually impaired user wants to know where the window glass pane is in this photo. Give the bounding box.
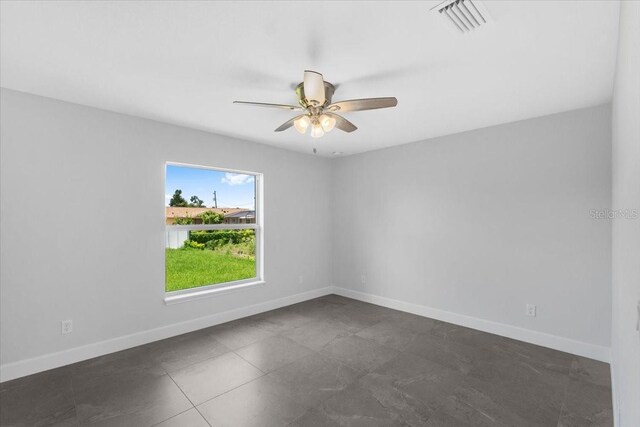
[165,229,256,292]
[166,164,256,226]
[165,164,258,292]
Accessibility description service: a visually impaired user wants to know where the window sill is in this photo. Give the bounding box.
[164,280,265,305]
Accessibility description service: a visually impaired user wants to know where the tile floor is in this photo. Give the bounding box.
[0,295,613,426]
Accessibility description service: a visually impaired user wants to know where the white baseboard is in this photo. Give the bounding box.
[0,286,333,383]
[331,286,611,363]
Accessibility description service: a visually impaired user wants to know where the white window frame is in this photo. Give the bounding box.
[164,162,264,304]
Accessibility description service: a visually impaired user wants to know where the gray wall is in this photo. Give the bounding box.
[0,89,333,369]
[332,105,612,350]
[611,3,640,425]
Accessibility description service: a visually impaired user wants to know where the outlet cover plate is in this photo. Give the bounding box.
[61,319,73,335]
[526,304,536,317]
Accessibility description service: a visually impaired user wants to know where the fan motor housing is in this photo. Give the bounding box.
[295,81,335,109]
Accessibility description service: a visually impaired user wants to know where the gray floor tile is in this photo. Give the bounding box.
[372,352,465,410]
[235,335,314,372]
[153,408,209,427]
[287,299,353,323]
[144,330,230,373]
[320,379,429,426]
[468,353,569,408]
[73,373,192,427]
[291,295,351,312]
[70,346,193,426]
[569,357,612,388]
[359,372,440,423]
[404,331,488,375]
[288,408,342,427]
[320,335,400,372]
[281,318,352,351]
[455,374,563,427]
[344,299,393,313]
[426,393,506,427]
[431,322,506,349]
[197,375,306,427]
[326,304,385,333]
[70,345,165,382]
[207,318,275,350]
[288,295,349,319]
[356,320,425,351]
[488,337,574,375]
[314,294,353,306]
[0,369,77,427]
[268,353,364,408]
[249,306,314,333]
[443,380,538,427]
[293,298,383,332]
[382,310,439,334]
[558,378,613,427]
[0,366,71,392]
[169,352,263,405]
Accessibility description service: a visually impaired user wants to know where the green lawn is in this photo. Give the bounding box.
[165,248,256,292]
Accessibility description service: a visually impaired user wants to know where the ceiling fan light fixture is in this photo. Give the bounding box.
[234,70,397,138]
[320,114,336,132]
[310,124,325,138]
[294,115,310,134]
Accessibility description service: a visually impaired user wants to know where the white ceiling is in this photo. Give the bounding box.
[1,1,620,157]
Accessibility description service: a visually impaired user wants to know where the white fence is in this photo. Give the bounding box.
[165,229,189,249]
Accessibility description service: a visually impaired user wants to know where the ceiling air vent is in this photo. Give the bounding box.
[433,0,493,33]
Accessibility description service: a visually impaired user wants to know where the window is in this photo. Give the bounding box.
[165,163,262,297]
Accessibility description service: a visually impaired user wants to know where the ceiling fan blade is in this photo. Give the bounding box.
[274,115,305,132]
[326,97,397,113]
[303,70,326,106]
[233,101,303,111]
[324,112,357,133]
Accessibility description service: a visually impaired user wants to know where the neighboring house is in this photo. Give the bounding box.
[223,210,256,224]
[165,207,247,225]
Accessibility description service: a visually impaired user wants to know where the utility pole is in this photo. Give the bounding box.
[213,191,218,208]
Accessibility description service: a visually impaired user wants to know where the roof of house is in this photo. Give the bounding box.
[165,207,247,218]
[224,210,255,218]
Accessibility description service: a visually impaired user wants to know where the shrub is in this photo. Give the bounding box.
[174,217,194,225]
[238,228,254,243]
[198,211,224,224]
[204,239,222,250]
[183,240,205,250]
[189,230,254,245]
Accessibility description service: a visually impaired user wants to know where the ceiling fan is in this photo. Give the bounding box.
[233,70,398,138]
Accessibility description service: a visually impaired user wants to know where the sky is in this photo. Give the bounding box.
[165,164,255,209]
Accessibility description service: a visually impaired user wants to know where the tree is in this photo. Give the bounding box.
[174,216,193,225]
[169,189,187,207]
[199,210,224,224]
[189,195,205,207]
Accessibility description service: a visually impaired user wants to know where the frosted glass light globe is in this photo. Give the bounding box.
[310,124,325,138]
[320,115,336,132]
[294,115,311,134]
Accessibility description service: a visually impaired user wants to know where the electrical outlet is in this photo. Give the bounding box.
[61,319,73,335]
[361,274,367,284]
[526,304,536,317]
